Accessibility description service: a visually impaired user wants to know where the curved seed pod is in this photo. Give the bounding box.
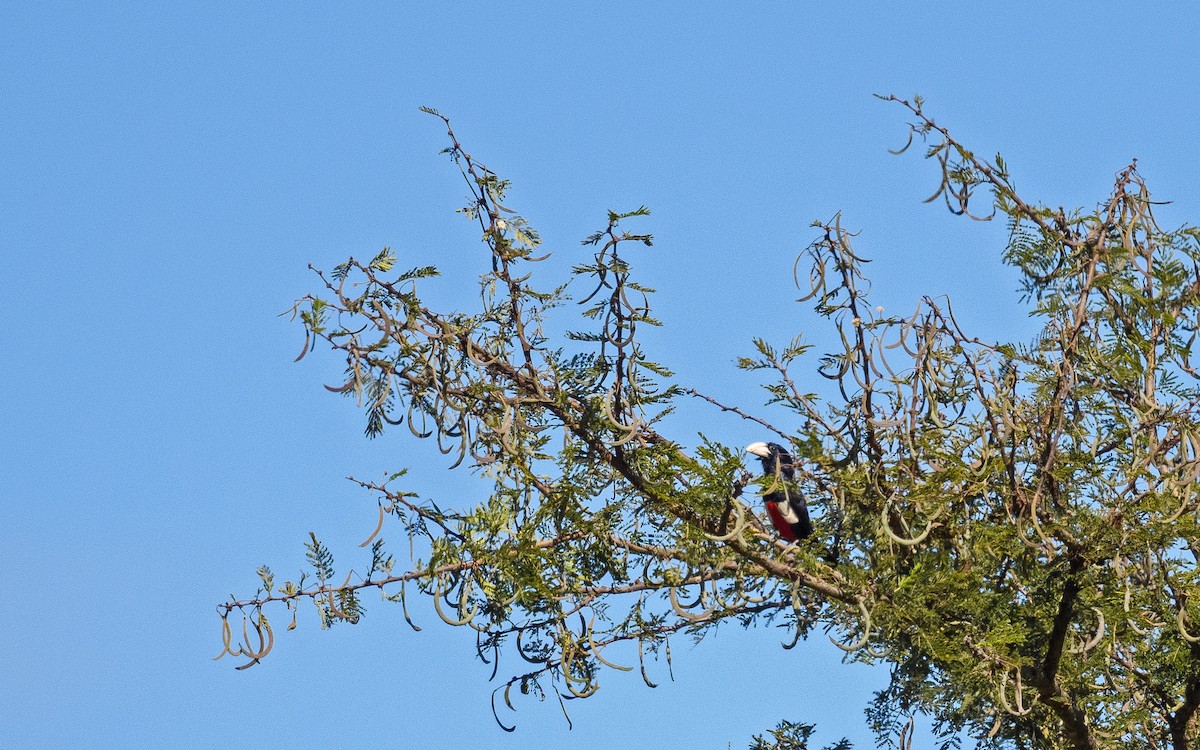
[756,467,785,498]
[641,559,669,588]
[213,617,234,660]
[865,641,893,659]
[351,358,367,407]
[381,406,406,428]
[493,400,516,436]
[437,383,471,414]
[406,398,433,439]
[465,341,502,368]
[726,573,769,606]
[986,714,1003,739]
[1188,430,1200,466]
[491,580,522,610]
[617,286,641,317]
[638,638,658,688]
[496,424,520,457]
[795,254,825,302]
[997,669,1032,717]
[927,402,947,430]
[1014,668,1034,716]
[432,577,479,627]
[491,687,517,733]
[898,716,915,750]
[830,599,872,652]
[370,299,394,335]
[1174,454,1200,488]
[445,433,469,470]
[782,584,807,650]
[359,503,386,548]
[671,570,706,609]
[323,586,343,621]
[599,393,643,446]
[294,333,311,362]
[1070,607,1106,654]
[606,420,643,447]
[838,332,870,391]
[515,628,544,665]
[874,338,901,381]
[669,586,714,623]
[221,614,251,658]
[1160,484,1196,524]
[741,588,769,605]
[586,618,632,672]
[781,619,804,650]
[1128,609,1166,633]
[605,329,635,348]
[232,614,261,669]
[964,443,993,478]
[708,579,733,610]
[704,501,749,542]
[821,351,852,380]
[236,612,275,668]
[429,404,457,444]
[257,613,275,659]
[880,502,942,546]
[1177,607,1200,643]
[1014,511,1055,554]
[560,649,599,699]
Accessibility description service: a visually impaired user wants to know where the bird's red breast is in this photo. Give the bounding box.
[765,502,798,541]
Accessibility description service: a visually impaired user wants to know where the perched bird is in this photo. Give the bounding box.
[745,441,813,541]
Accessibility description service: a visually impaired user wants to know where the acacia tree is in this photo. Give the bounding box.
[218,97,1200,749]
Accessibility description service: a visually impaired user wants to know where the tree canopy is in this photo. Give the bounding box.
[218,96,1200,749]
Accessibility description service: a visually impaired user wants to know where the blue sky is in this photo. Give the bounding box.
[4,3,1199,748]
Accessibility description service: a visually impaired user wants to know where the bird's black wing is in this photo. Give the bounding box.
[765,481,813,539]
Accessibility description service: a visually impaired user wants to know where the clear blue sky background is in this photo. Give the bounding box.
[4,3,1199,748]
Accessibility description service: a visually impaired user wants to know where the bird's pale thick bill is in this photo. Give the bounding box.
[745,442,771,459]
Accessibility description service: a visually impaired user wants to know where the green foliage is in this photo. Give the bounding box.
[305,531,335,584]
[220,100,1200,749]
[747,719,851,750]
